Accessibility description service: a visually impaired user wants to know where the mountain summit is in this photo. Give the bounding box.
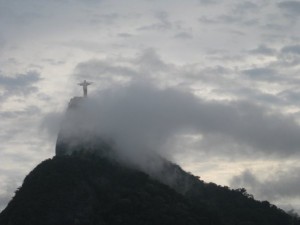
[0,97,299,225]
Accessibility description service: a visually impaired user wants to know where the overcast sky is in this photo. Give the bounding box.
[1,0,300,213]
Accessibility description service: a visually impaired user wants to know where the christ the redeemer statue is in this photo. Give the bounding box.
[78,80,92,97]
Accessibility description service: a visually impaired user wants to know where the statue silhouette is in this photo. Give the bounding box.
[78,80,92,97]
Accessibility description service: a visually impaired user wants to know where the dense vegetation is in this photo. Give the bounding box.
[0,154,219,225]
[0,152,299,225]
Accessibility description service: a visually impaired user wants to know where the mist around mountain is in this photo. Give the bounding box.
[1,96,300,225]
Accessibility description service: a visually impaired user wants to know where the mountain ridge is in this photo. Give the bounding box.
[0,154,219,225]
[1,151,298,225]
[1,96,299,225]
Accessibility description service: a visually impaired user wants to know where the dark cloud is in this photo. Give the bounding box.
[184,65,233,85]
[233,1,259,15]
[78,0,103,3]
[229,29,245,36]
[61,40,105,53]
[0,71,41,100]
[206,2,260,27]
[198,16,217,24]
[281,45,300,55]
[278,45,300,66]
[218,14,258,26]
[0,127,23,141]
[74,59,138,83]
[174,32,193,39]
[278,90,300,104]
[242,66,299,85]
[278,1,300,16]
[42,58,65,66]
[250,45,277,56]
[0,71,40,87]
[231,168,300,201]
[217,15,239,24]
[199,12,258,27]
[197,0,220,5]
[242,68,277,80]
[74,49,169,83]
[0,36,6,50]
[0,1,42,27]
[90,13,120,25]
[117,33,133,38]
[217,87,282,107]
[137,11,173,31]
[137,23,170,31]
[262,23,287,31]
[0,106,41,119]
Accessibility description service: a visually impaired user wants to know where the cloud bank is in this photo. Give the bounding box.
[231,168,300,203]
[49,79,300,164]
